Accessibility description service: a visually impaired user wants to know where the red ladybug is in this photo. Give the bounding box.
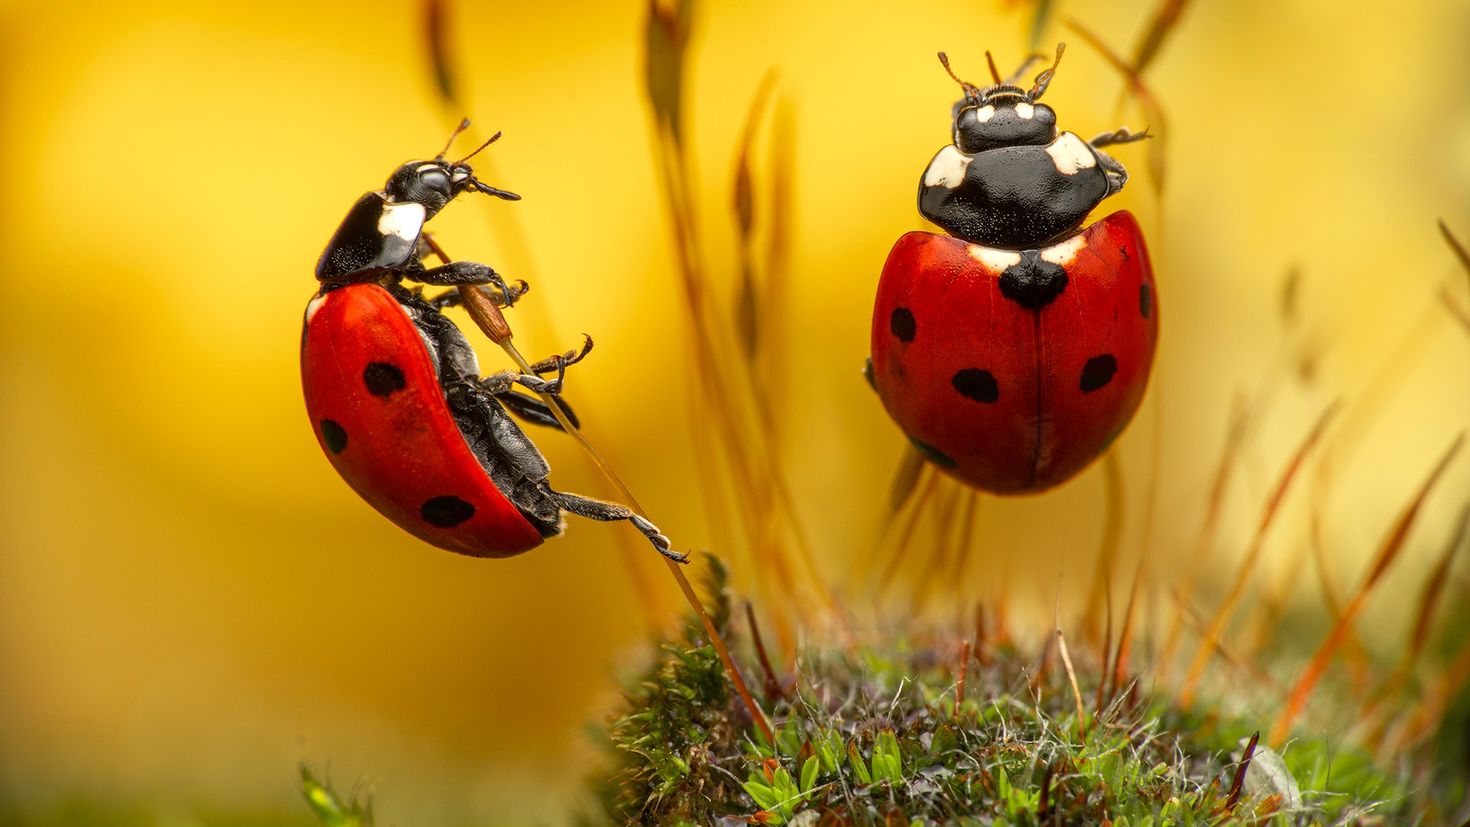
[302,122,684,560]
[868,47,1157,494]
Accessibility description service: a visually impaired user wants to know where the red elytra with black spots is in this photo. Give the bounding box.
[871,213,1157,493]
[302,283,544,556]
[870,48,1158,494]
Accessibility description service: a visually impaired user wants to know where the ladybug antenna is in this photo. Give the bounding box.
[937,51,981,102]
[454,130,503,166]
[984,50,1003,84]
[471,179,521,201]
[1028,42,1066,100]
[436,117,472,161]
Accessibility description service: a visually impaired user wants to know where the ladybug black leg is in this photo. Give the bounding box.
[498,389,581,431]
[428,280,528,311]
[497,279,530,305]
[1089,128,1148,196]
[1089,127,1149,149]
[414,261,527,307]
[477,369,564,396]
[551,492,688,562]
[1093,149,1130,196]
[477,337,591,428]
[525,335,594,376]
[480,334,595,396]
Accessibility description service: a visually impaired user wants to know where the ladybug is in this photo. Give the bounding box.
[301,121,684,560]
[868,46,1158,494]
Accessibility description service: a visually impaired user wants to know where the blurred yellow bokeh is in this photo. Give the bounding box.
[1,0,1467,822]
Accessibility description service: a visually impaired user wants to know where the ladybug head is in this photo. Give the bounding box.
[384,120,521,218]
[940,44,1064,154]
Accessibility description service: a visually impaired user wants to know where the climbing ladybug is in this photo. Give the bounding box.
[869,46,1157,494]
[302,121,684,560]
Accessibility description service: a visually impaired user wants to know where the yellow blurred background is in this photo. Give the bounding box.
[1,0,1468,823]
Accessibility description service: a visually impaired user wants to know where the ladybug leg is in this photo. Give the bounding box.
[551,492,688,562]
[1088,127,1148,196]
[477,333,595,397]
[476,334,591,398]
[1089,127,1149,148]
[498,390,581,431]
[477,336,592,429]
[1093,148,1130,196]
[478,368,564,396]
[426,285,529,311]
[413,261,527,307]
[524,334,594,377]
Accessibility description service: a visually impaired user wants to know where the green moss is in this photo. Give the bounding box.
[591,590,1425,825]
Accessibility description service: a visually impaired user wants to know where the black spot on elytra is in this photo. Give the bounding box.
[363,362,407,398]
[998,250,1069,310]
[1139,282,1152,319]
[890,307,917,342]
[1120,245,1130,262]
[320,419,347,453]
[1080,354,1118,393]
[952,368,999,403]
[910,437,957,468]
[422,495,475,527]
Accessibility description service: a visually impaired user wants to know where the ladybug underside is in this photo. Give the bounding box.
[870,212,1157,494]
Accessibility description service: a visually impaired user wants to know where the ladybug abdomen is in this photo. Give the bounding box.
[918,132,1108,248]
[870,212,1157,494]
[300,283,544,556]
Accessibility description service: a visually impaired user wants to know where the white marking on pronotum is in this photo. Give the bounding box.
[1040,233,1087,266]
[975,105,996,123]
[377,201,427,243]
[966,244,1022,272]
[1044,132,1098,176]
[450,170,470,183]
[415,163,441,174]
[923,146,972,190]
[1014,102,1035,120]
[305,294,328,323]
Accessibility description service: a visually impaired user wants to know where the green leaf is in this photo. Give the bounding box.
[799,755,819,793]
[743,779,777,809]
[871,731,903,784]
[815,729,842,773]
[848,742,872,785]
